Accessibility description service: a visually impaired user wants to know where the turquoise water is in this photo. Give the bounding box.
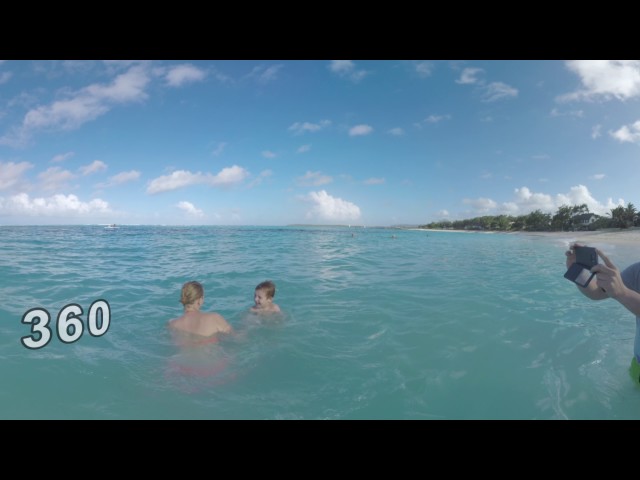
[1,225,638,419]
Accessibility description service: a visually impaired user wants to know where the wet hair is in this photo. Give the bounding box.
[181,281,204,306]
[255,280,276,299]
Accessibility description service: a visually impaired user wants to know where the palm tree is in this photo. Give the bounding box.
[625,202,637,228]
[610,203,636,229]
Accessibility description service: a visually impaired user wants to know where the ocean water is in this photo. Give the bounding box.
[1,225,638,420]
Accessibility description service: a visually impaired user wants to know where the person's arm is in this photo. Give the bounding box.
[566,243,608,300]
[216,314,234,334]
[577,281,609,300]
[592,249,640,317]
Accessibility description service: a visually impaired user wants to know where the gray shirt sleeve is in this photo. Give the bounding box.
[621,262,640,361]
[621,262,640,293]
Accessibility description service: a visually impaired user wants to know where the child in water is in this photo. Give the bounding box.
[251,280,281,314]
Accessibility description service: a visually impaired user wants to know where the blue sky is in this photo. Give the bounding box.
[0,60,638,226]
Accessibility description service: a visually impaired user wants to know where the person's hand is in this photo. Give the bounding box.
[565,242,584,269]
[592,249,626,299]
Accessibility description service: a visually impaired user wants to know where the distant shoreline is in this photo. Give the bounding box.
[408,227,640,246]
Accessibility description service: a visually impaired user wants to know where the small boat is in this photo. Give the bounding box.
[104,224,119,230]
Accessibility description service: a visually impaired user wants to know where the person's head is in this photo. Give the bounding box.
[254,280,276,308]
[181,281,204,308]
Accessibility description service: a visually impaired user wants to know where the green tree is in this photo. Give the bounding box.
[525,209,552,231]
[610,203,637,229]
[625,202,637,228]
[552,205,573,231]
[493,214,512,231]
[571,203,589,216]
[610,206,627,228]
[569,203,590,230]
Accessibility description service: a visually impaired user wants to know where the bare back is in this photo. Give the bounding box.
[168,311,232,338]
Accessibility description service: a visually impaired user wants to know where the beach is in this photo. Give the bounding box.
[414,227,640,247]
[516,228,640,246]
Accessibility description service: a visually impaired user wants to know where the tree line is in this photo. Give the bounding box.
[420,203,639,232]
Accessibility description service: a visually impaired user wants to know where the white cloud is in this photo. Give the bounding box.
[414,61,434,78]
[210,165,249,186]
[288,120,331,135]
[329,60,355,75]
[349,124,373,136]
[482,82,518,102]
[512,187,556,212]
[297,144,311,153]
[51,152,74,163]
[388,127,404,136]
[501,202,519,214]
[363,177,385,185]
[247,169,273,188]
[84,65,150,103]
[176,201,204,217]
[1,65,150,147]
[560,60,640,102]
[328,60,369,82]
[0,161,33,190]
[80,160,107,176]
[590,174,606,180]
[147,165,248,194]
[24,95,108,130]
[304,190,361,222]
[147,170,206,194]
[262,150,277,158]
[246,64,283,84]
[0,193,110,217]
[437,209,450,218]
[462,197,497,213]
[554,184,624,215]
[465,185,625,218]
[425,114,451,124]
[38,166,77,191]
[296,171,332,187]
[456,67,484,84]
[97,170,141,188]
[165,63,206,87]
[610,120,640,144]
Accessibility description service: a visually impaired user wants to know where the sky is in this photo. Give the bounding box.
[0,59,638,226]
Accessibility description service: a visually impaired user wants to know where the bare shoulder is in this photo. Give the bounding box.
[206,312,232,334]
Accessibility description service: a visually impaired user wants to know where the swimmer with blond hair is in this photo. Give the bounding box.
[168,281,232,346]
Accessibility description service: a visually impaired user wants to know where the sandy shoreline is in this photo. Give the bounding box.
[410,227,640,247]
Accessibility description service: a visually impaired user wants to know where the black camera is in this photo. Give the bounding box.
[564,246,598,288]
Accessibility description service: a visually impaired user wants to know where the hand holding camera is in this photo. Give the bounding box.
[564,244,598,288]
